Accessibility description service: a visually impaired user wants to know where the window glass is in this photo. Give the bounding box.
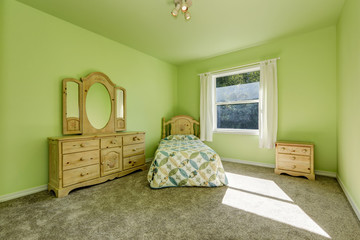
[215,70,260,131]
[217,103,258,129]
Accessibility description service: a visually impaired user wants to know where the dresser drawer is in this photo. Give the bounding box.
[62,140,99,154]
[123,134,145,146]
[123,155,145,170]
[277,154,311,173]
[123,143,145,157]
[277,145,311,156]
[63,150,99,171]
[101,137,122,149]
[63,164,100,187]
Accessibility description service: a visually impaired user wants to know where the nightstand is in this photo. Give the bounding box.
[274,142,315,180]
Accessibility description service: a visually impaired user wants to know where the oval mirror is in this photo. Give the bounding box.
[86,83,111,129]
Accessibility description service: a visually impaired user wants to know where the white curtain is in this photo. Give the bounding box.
[200,73,214,142]
[259,59,278,149]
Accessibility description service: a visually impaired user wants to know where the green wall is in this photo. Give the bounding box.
[0,0,177,196]
[177,26,337,172]
[337,0,360,215]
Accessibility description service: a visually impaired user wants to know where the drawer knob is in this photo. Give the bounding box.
[66,162,70,165]
[291,156,296,160]
[111,140,117,144]
[133,136,140,141]
[291,150,296,152]
[302,149,307,153]
[80,143,85,147]
[132,148,137,151]
[292,165,296,169]
[281,147,285,151]
[80,172,88,176]
[129,161,132,164]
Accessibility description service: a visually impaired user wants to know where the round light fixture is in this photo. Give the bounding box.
[181,2,188,12]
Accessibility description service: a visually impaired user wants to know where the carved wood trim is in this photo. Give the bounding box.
[162,115,200,139]
[63,72,126,135]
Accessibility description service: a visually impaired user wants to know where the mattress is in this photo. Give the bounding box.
[147,135,228,188]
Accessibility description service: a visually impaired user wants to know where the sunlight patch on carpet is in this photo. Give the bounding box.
[222,173,331,238]
[225,172,293,202]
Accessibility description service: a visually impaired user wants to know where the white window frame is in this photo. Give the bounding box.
[213,65,260,135]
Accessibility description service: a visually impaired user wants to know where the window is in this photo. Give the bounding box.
[213,66,260,135]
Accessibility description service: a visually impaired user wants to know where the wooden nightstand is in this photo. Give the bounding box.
[274,142,315,180]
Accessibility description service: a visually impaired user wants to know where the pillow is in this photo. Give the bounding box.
[163,135,185,140]
[185,135,199,140]
[164,135,199,140]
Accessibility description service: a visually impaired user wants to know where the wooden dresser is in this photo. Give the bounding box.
[48,132,146,197]
[274,142,315,180]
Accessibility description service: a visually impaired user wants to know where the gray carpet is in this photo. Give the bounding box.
[0,162,359,240]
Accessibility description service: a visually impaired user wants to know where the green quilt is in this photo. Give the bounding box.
[147,135,228,188]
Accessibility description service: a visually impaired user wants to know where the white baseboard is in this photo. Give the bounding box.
[337,176,360,221]
[221,157,275,168]
[314,170,337,178]
[221,157,337,178]
[0,185,47,203]
[0,159,155,203]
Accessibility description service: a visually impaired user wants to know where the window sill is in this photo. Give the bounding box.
[213,129,259,135]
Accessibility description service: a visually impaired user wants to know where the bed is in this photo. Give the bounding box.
[147,115,228,188]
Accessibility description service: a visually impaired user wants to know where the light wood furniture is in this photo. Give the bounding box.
[275,142,315,180]
[51,71,145,197]
[63,72,126,135]
[48,132,146,197]
[162,115,200,139]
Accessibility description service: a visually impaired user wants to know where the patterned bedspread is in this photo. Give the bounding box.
[147,135,228,188]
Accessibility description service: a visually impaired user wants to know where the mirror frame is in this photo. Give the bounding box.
[62,72,126,135]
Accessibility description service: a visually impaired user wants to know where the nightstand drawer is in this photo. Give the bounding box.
[277,145,311,156]
[277,154,311,173]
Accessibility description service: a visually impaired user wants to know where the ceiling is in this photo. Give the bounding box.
[18,0,345,65]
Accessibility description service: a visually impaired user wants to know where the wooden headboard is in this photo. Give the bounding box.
[162,115,200,139]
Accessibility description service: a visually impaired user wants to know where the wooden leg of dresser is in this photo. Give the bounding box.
[305,174,315,181]
[48,184,70,198]
[56,189,70,198]
[139,164,147,171]
[48,184,57,197]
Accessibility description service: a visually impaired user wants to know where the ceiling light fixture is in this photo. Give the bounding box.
[171,0,192,20]
[184,11,191,20]
[171,2,181,16]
